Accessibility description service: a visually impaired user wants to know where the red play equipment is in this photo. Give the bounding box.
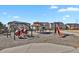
[55,24,61,36]
[15,28,28,38]
[15,29,20,36]
[55,24,65,37]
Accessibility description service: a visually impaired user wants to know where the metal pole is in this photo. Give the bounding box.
[13,26,16,40]
[31,26,33,37]
[6,27,8,38]
[7,30,8,38]
[54,23,56,33]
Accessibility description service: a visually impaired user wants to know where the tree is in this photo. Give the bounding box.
[0,22,3,29]
[0,22,3,33]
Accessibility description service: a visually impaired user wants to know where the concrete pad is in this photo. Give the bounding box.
[0,43,75,53]
[0,44,32,53]
[28,43,75,53]
[69,48,79,53]
[63,31,79,36]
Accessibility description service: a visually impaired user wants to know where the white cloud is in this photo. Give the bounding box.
[65,15,70,18]
[13,16,20,19]
[62,17,66,20]
[50,5,58,9]
[11,16,29,22]
[58,7,79,12]
[3,12,7,15]
[62,15,70,21]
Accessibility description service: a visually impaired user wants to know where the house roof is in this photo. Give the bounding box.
[51,22,64,24]
[34,22,49,24]
[66,23,79,25]
[33,22,50,26]
[8,21,30,25]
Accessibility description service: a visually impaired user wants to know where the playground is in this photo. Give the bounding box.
[0,23,79,52]
[0,29,79,51]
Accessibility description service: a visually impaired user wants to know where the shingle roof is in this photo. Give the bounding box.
[8,21,30,26]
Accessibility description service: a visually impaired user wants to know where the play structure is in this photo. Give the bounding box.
[1,26,29,40]
[2,24,69,40]
[54,24,67,38]
[15,27,28,39]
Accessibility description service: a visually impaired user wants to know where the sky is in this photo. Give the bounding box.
[0,5,79,24]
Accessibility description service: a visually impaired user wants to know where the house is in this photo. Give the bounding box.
[32,22,50,31]
[32,22,41,31]
[65,23,79,30]
[51,22,66,30]
[40,22,50,30]
[8,21,30,31]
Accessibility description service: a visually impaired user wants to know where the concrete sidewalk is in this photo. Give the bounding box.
[0,43,75,53]
[62,31,79,36]
[69,48,79,53]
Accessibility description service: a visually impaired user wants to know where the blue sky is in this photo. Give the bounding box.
[0,5,79,24]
